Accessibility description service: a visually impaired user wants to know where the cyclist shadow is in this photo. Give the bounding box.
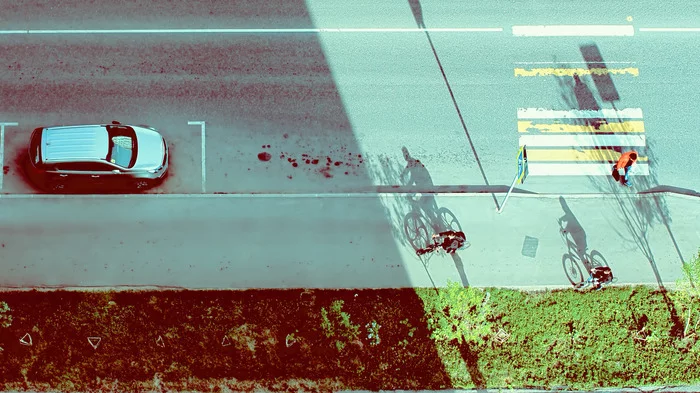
[398,147,469,286]
[367,147,470,286]
[558,196,610,286]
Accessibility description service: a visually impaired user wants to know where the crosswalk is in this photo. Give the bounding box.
[515,69,648,177]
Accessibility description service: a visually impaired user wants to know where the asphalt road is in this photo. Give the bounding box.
[1,0,699,288]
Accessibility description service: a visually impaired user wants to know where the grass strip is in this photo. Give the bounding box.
[0,286,698,392]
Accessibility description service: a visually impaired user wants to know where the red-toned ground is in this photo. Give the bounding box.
[0,289,451,392]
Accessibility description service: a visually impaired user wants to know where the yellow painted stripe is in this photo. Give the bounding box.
[518,120,645,133]
[514,67,639,77]
[528,149,649,162]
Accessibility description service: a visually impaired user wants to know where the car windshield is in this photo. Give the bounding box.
[105,125,137,168]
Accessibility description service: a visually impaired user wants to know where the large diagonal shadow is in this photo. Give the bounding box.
[0,0,457,388]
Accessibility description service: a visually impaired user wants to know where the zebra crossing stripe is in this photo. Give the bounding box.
[519,134,646,147]
[514,67,639,77]
[527,163,650,176]
[518,120,645,133]
[517,108,643,119]
[526,149,648,162]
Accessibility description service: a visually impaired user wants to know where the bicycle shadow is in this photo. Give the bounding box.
[368,147,469,286]
[558,196,610,286]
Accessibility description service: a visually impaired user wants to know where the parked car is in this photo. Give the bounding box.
[25,121,168,192]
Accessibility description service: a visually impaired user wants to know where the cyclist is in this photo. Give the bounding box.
[587,266,613,290]
[416,230,466,256]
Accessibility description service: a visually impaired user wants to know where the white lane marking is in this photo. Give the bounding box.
[188,121,206,193]
[0,122,19,190]
[519,134,646,147]
[517,108,643,119]
[527,162,650,176]
[0,189,675,199]
[512,25,635,37]
[639,27,700,32]
[0,27,503,35]
[513,61,636,64]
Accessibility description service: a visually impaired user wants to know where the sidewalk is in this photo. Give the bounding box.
[389,191,699,290]
[0,191,697,290]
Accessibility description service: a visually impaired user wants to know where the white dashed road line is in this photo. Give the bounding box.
[0,122,18,191]
[512,25,635,37]
[188,121,206,193]
[639,27,700,32]
[0,28,503,35]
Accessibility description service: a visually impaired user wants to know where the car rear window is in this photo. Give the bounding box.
[106,125,138,168]
[29,128,43,166]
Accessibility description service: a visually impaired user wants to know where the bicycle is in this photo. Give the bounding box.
[415,231,470,256]
[558,220,608,287]
[403,193,462,253]
[575,273,618,290]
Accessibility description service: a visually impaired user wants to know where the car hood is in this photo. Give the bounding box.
[132,127,165,170]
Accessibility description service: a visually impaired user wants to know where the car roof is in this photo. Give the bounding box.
[41,125,110,163]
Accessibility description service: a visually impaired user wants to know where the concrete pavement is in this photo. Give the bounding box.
[0,190,696,289]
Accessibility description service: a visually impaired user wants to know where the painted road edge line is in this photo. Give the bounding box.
[3,189,692,200]
[512,25,635,36]
[517,108,643,119]
[0,27,504,35]
[0,122,19,190]
[188,121,206,193]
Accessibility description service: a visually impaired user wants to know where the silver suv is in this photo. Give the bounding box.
[26,121,168,192]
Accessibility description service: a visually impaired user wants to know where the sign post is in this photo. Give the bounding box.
[497,145,528,214]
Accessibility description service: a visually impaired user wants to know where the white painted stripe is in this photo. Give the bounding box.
[639,27,700,32]
[0,27,503,35]
[517,108,643,119]
[520,134,646,147]
[0,122,19,190]
[512,25,635,37]
[527,163,649,176]
[513,61,636,65]
[188,121,206,193]
[0,190,667,199]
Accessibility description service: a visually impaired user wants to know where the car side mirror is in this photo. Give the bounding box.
[112,170,121,174]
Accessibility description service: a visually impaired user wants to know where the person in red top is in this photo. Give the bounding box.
[614,150,638,187]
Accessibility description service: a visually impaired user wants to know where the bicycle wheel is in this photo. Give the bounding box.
[436,207,462,233]
[588,250,609,269]
[403,212,430,251]
[563,254,584,286]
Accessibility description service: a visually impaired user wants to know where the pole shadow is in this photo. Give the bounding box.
[407,0,499,210]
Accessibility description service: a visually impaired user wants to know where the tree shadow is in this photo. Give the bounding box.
[458,341,487,390]
[555,49,685,338]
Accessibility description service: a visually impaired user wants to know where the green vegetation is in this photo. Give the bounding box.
[0,301,11,329]
[674,249,700,338]
[0,267,699,392]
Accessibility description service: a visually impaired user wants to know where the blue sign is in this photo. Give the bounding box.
[517,145,528,184]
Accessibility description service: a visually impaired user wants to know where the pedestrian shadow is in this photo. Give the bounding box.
[368,147,469,287]
[554,49,684,336]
